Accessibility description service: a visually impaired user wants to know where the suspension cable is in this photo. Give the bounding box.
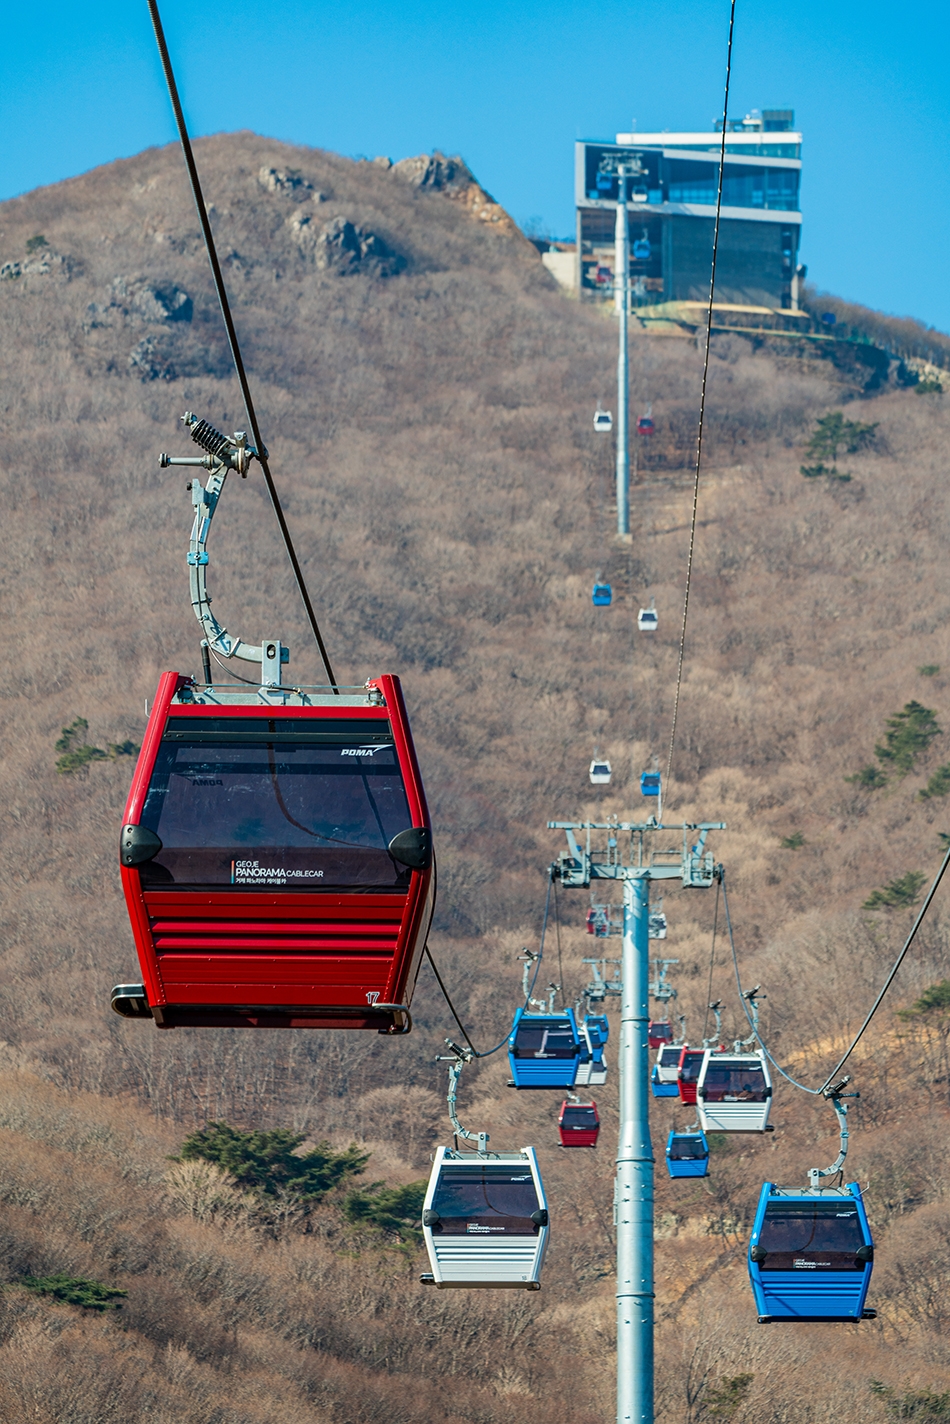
[701,872,721,1044]
[721,871,819,1094]
[665,0,736,783]
[425,874,555,1058]
[722,843,950,1095]
[146,0,338,690]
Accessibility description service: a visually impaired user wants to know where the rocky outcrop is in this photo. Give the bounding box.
[391,151,521,238]
[289,213,405,276]
[111,277,193,323]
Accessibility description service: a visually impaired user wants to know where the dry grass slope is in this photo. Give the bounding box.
[1,132,950,1420]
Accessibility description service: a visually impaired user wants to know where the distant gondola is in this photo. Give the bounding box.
[507,1007,582,1089]
[558,1100,600,1148]
[677,1045,706,1105]
[576,1014,608,1086]
[651,1044,683,1098]
[666,1129,709,1178]
[696,1050,773,1133]
[592,582,613,607]
[648,1019,673,1050]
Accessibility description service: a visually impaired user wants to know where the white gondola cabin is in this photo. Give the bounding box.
[696,1050,773,1133]
[589,759,612,785]
[420,1147,549,1289]
[594,407,613,434]
[638,600,658,632]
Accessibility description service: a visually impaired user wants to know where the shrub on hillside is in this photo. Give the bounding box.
[863,871,926,910]
[175,1121,368,1203]
[19,1274,127,1310]
[876,703,941,777]
[342,1180,427,1245]
[55,717,138,775]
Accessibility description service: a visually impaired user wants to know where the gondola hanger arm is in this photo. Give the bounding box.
[437,1040,490,1155]
[808,1076,859,1189]
[161,412,288,681]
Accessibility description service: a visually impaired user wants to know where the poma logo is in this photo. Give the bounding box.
[365,991,380,1005]
[341,745,385,757]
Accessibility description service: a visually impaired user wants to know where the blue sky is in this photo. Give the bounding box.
[2,0,948,330]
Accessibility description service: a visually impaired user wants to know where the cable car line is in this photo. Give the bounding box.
[146,0,337,689]
[664,0,736,784]
[723,842,950,1096]
[423,874,555,1058]
[700,871,721,1045]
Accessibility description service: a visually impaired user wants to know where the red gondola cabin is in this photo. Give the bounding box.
[558,1100,600,1148]
[677,1046,706,1105]
[115,672,433,1033]
[648,1019,673,1050]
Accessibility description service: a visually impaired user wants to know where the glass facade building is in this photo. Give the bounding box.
[575,109,802,308]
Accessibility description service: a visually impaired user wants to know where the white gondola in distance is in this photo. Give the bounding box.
[589,758,611,785]
[420,1147,549,1289]
[638,598,658,632]
[696,1049,773,1133]
[594,406,613,434]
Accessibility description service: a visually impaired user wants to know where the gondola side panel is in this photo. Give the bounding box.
[120,671,188,1007]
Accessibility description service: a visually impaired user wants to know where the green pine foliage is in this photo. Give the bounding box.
[898,980,950,1019]
[847,765,888,791]
[176,1122,368,1203]
[871,1381,950,1420]
[20,1274,127,1311]
[704,1373,754,1419]
[920,765,950,800]
[25,234,47,254]
[915,377,944,395]
[875,702,941,776]
[342,1180,427,1244]
[54,718,138,775]
[780,831,805,849]
[800,411,877,481]
[863,871,926,911]
[919,665,941,677]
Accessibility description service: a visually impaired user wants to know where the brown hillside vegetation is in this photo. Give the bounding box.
[2,132,950,1421]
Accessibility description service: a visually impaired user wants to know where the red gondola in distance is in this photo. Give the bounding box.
[558,1100,600,1148]
[677,1045,706,1105]
[117,671,433,1034]
[648,1019,673,1050]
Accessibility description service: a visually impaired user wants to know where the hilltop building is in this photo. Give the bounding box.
[571,109,803,310]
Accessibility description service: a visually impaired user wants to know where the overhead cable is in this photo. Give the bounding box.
[722,843,950,1095]
[665,0,737,783]
[425,873,555,1058]
[146,0,338,689]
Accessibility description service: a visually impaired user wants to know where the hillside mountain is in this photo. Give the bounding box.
[2,133,950,1423]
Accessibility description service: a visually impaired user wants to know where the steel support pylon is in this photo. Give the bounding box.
[615,190,630,537]
[616,875,653,1424]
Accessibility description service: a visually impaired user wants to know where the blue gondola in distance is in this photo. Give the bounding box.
[508,1006,582,1089]
[641,770,661,797]
[592,581,612,607]
[749,1183,875,1322]
[666,1129,709,1178]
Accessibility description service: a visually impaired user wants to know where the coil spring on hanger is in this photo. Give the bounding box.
[187,416,233,461]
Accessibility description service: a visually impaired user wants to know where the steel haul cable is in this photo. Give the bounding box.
[722,844,950,1095]
[146,0,338,690]
[665,0,737,783]
[425,874,556,1058]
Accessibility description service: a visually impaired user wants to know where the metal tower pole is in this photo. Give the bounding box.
[617,874,653,1424]
[615,174,630,537]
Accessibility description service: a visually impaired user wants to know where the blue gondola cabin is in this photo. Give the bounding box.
[749,1183,875,1322]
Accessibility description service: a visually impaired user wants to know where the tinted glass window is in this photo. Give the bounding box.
[561,1108,598,1128]
[758,1201,866,1271]
[702,1060,767,1101]
[669,1136,707,1161]
[512,1021,579,1059]
[139,720,412,889]
[679,1051,704,1082]
[658,1047,681,1068]
[431,1166,541,1235]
